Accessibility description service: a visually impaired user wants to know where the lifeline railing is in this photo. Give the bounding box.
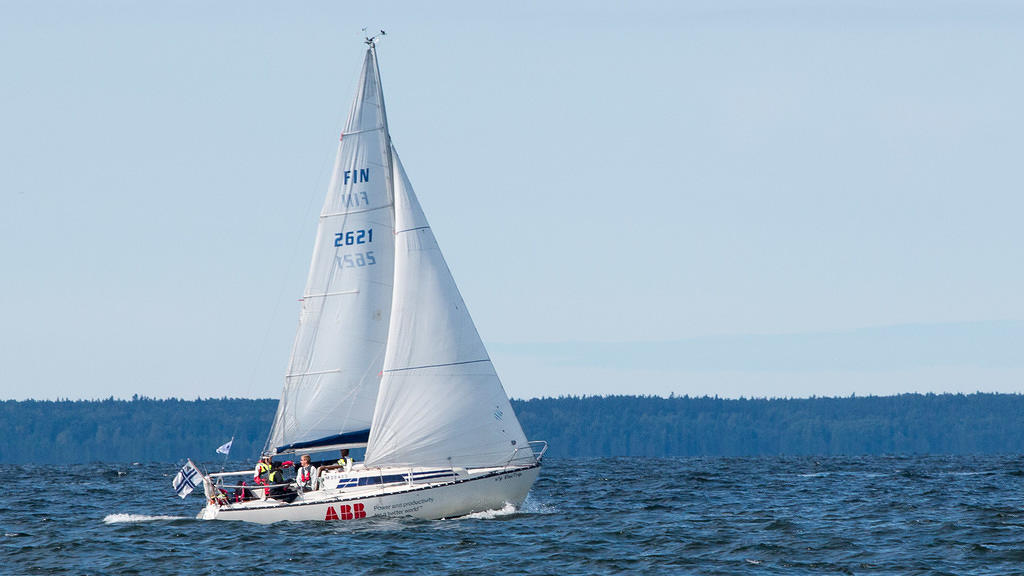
[506,440,548,466]
[202,474,296,504]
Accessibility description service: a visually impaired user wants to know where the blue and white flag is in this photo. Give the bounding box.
[172,460,203,499]
[216,438,233,456]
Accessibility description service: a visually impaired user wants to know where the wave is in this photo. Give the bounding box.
[520,497,558,515]
[102,514,189,524]
[458,503,518,520]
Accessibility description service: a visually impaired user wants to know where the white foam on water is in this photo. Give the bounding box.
[457,503,518,520]
[103,513,189,524]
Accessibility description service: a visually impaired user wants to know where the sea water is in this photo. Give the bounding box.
[3,456,1024,574]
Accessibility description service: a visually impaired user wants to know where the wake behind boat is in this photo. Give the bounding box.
[179,36,545,523]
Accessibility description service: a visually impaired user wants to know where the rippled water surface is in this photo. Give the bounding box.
[4,456,1024,574]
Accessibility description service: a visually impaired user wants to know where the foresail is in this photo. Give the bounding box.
[363,148,530,468]
[265,46,394,455]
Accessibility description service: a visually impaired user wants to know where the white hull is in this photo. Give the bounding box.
[199,464,540,524]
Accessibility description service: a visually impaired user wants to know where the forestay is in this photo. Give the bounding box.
[265,47,395,455]
[363,148,530,469]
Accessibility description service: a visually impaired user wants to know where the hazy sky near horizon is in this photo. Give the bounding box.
[2,1,1022,401]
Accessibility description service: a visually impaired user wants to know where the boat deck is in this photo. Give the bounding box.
[208,463,534,512]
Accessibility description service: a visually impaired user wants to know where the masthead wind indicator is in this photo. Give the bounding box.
[363,28,386,46]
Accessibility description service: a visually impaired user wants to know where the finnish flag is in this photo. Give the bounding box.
[216,438,233,456]
[172,460,203,499]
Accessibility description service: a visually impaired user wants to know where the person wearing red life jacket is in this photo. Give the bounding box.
[295,454,318,493]
[253,455,273,485]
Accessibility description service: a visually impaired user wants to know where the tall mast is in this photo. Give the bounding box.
[367,32,395,211]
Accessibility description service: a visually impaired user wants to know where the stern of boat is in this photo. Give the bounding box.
[198,502,220,520]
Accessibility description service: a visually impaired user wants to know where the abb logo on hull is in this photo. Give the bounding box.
[325,503,366,521]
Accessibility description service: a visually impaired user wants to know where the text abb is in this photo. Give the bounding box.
[325,503,366,521]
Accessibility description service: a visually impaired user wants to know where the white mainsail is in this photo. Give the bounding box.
[265,46,395,454]
[363,148,530,469]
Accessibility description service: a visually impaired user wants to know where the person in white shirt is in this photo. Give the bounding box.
[295,454,318,492]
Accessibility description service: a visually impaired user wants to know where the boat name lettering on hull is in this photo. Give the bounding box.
[343,169,370,185]
[324,502,366,521]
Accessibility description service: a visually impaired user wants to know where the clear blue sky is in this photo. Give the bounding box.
[2,1,1022,401]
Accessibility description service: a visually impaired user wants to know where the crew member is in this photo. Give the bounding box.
[338,449,353,471]
[320,449,354,473]
[254,455,273,483]
[295,454,318,492]
[266,460,286,495]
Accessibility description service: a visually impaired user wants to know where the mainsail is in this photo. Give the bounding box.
[363,148,530,468]
[264,46,395,454]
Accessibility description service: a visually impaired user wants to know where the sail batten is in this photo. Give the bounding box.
[341,126,385,137]
[395,225,431,235]
[321,206,391,219]
[285,368,342,379]
[383,358,490,373]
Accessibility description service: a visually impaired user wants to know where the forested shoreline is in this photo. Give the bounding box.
[2,393,1023,464]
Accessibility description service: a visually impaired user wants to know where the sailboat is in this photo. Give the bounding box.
[194,37,545,523]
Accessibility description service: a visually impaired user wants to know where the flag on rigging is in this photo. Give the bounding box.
[216,437,233,455]
[172,460,203,499]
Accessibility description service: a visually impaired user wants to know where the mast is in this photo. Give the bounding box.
[366,32,395,217]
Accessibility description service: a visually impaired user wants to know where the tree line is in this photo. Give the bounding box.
[2,393,1023,463]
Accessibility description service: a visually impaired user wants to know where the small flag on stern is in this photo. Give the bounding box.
[172,460,203,499]
[216,437,233,456]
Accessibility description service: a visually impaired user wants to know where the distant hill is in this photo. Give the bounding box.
[2,393,1023,464]
[0,396,275,464]
[515,393,1024,458]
